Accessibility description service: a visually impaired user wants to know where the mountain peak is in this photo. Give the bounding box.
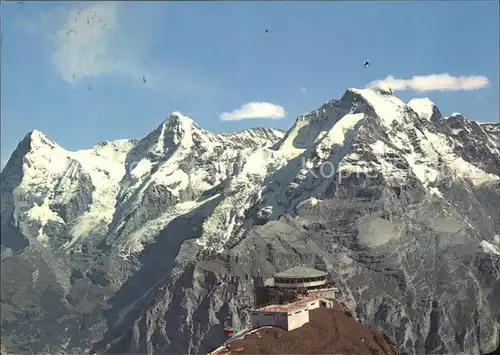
[162,112,197,135]
[407,97,435,107]
[347,87,398,98]
[167,111,194,125]
[344,87,406,126]
[407,97,439,120]
[346,86,397,97]
[21,128,59,151]
[25,128,46,141]
[29,128,44,136]
[137,111,198,156]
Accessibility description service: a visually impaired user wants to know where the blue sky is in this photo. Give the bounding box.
[2,1,499,168]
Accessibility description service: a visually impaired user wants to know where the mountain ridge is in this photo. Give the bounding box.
[1,87,499,355]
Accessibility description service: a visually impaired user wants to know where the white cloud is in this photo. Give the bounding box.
[220,102,286,121]
[53,3,130,83]
[368,73,489,92]
[48,2,215,96]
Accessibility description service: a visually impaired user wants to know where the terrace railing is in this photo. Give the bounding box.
[253,295,334,313]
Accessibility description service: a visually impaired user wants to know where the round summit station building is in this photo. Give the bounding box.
[253,265,338,307]
[273,266,328,289]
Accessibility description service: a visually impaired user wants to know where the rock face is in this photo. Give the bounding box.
[1,89,499,355]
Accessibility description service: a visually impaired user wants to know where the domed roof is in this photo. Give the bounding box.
[273,266,327,279]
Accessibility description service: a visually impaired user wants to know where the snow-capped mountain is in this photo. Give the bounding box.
[1,88,499,355]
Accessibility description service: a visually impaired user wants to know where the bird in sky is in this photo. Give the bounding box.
[363,61,370,68]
